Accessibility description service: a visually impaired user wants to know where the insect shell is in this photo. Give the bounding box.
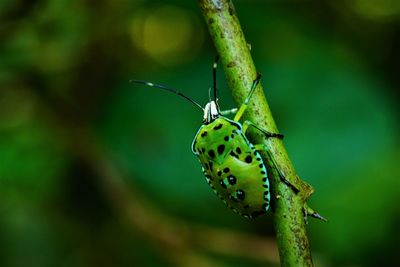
[132,62,271,219]
[191,101,270,219]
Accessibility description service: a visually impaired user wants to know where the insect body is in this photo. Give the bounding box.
[192,116,270,218]
[132,58,283,218]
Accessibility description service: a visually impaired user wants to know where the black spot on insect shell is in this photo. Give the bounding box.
[259,164,263,168]
[231,134,234,138]
[217,170,222,176]
[208,150,215,158]
[224,136,229,141]
[201,131,208,137]
[219,179,227,189]
[245,155,252,163]
[260,171,266,174]
[204,162,209,170]
[223,167,230,173]
[256,157,262,161]
[236,189,245,200]
[229,151,238,158]
[208,162,213,171]
[236,147,242,154]
[213,124,223,130]
[253,150,258,156]
[263,181,269,188]
[262,177,267,182]
[217,144,225,154]
[227,175,236,185]
[229,195,238,202]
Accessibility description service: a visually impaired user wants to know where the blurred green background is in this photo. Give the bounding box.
[1,0,399,266]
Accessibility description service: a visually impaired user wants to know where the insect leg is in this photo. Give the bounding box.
[233,73,262,122]
[212,56,219,102]
[220,107,238,116]
[253,144,299,194]
[228,0,234,15]
[242,120,284,139]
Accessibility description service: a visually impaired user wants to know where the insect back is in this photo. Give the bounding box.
[191,117,270,219]
[132,57,280,219]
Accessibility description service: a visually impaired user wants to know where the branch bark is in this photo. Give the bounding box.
[198,1,316,266]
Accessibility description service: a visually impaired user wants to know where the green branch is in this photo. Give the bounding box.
[198,1,319,266]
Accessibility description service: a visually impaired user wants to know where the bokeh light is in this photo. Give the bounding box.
[130,5,204,66]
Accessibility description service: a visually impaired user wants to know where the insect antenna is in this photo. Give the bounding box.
[208,87,212,102]
[130,80,204,111]
[213,56,220,102]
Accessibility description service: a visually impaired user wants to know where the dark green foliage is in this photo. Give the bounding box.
[0,0,399,266]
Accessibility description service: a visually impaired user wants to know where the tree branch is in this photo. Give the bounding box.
[198,1,317,266]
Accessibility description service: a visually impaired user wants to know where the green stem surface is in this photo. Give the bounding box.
[198,1,315,266]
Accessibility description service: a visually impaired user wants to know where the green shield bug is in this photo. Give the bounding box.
[132,58,284,219]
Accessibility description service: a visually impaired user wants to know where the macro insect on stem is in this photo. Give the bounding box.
[131,57,287,219]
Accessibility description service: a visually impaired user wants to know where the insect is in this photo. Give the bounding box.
[132,58,283,218]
